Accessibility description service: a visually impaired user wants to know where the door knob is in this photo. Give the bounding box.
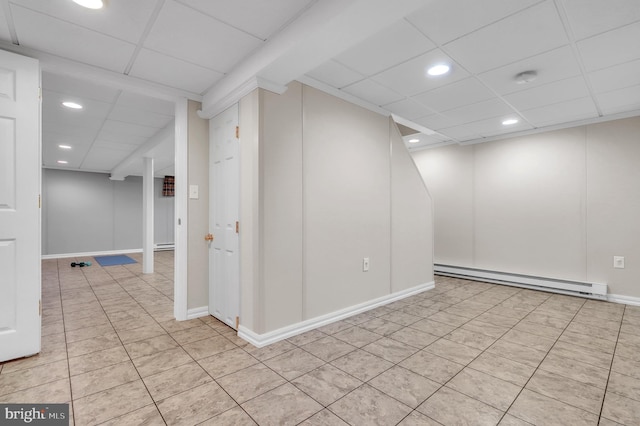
[204,233,214,241]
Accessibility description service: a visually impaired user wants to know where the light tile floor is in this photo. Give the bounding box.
[1,252,640,425]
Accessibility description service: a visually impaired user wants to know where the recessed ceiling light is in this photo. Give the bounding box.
[72,0,104,9]
[408,138,420,143]
[62,101,83,109]
[57,160,68,164]
[502,118,519,126]
[58,144,72,150]
[427,64,450,76]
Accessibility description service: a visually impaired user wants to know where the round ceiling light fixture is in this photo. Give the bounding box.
[427,64,450,76]
[72,0,104,9]
[62,101,83,109]
[515,70,538,85]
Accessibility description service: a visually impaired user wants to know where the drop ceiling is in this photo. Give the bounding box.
[1,0,639,171]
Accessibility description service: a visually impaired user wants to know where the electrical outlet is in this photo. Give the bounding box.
[613,256,625,269]
[363,257,370,272]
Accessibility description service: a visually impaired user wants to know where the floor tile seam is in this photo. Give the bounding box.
[596,304,626,421]
[0,367,71,398]
[323,382,412,425]
[70,370,141,402]
[364,363,444,412]
[54,264,77,426]
[490,298,589,424]
[80,262,173,425]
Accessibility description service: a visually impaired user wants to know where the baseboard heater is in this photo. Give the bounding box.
[434,264,607,300]
[155,243,175,251]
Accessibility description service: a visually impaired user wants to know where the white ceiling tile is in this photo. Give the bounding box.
[436,125,483,142]
[477,46,582,95]
[413,78,495,112]
[10,5,136,72]
[561,0,640,40]
[382,98,434,120]
[116,92,175,116]
[521,97,598,126]
[94,140,141,151]
[42,140,91,167]
[588,59,640,94]
[0,5,13,41]
[596,84,640,115]
[453,115,533,138]
[42,72,120,103]
[108,106,173,129]
[43,122,100,141]
[442,98,516,124]
[10,0,159,43]
[129,48,224,94]
[96,132,149,146]
[578,21,640,72]
[43,90,113,120]
[444,1,568,73]
[407,0,542,45]
[306,60,365,89]
[80,146,132,172]
[504,75,590,111]
[341,79,404,107]
[101,120,160,139]
[404,134,452,150]
[176,0,313,40]
[334,20,435,76]
[144,0,262,73]
[414,114,458,130]
[373,49,469,96]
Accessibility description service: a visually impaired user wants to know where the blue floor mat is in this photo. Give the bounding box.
[94,254,137,266]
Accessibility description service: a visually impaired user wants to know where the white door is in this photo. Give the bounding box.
[0,50,41,362]
[209,104,239,329]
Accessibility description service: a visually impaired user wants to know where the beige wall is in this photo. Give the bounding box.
[390,119,434,292]
[187,100,210,309]
[413,116,640,298]
[239,82,434,335]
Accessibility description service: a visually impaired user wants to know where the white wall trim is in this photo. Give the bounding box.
[187,306,209,319]
[607,293,640,307]
[238,281,434,348]
[174,98,189,321]
[42,248,143,260]
[198,76,287,120]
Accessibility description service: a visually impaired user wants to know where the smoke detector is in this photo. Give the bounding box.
[515,70,538,85]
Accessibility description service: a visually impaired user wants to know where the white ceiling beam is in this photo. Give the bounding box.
[0,40,202,103]
[109,120,174,181]
[199,0,430,118]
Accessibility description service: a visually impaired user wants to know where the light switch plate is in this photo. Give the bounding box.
[613,256,625,269]
[189,184,199,199]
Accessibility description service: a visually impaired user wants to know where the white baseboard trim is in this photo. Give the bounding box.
[42,248,143,260]
[187,306,209,320]
[607,293,640,307]
[238,281,434,348]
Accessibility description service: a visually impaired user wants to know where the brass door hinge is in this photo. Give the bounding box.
[235,316,239,329]
[235,126,239,139]
[235,221,239,234]
[39,299,41,316]
[38,194,41,208]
